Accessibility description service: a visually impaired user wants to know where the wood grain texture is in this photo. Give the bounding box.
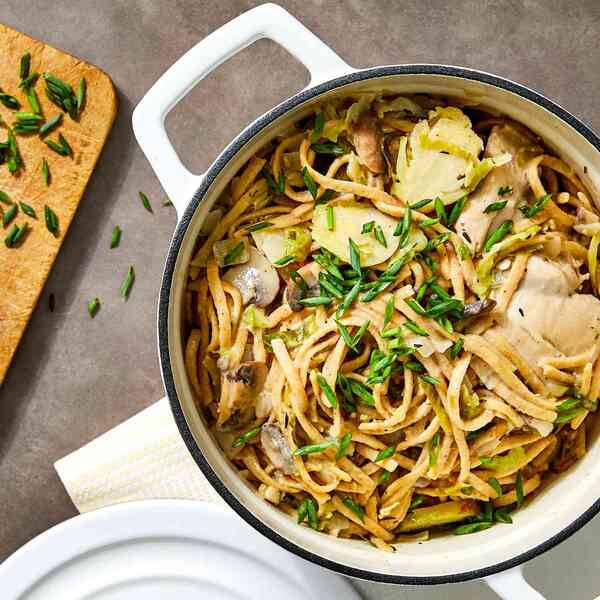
[0,23,117,384]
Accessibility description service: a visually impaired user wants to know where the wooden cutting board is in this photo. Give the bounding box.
[0,24,117,385]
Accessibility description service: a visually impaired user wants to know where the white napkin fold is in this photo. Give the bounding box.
[55,397,224,513]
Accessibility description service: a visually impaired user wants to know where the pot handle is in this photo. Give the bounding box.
[132,2,353,218]
[485,566,546,599]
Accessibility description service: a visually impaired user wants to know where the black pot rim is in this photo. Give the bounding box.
[158,64,600,585]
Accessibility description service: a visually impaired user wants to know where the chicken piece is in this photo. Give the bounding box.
[457,124,538,253]
[352,113,385,173]
[487,255,600,390]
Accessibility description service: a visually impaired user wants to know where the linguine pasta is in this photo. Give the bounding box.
[183,93,600,549]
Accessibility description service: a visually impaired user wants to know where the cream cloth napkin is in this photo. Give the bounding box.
[54,397,224,513]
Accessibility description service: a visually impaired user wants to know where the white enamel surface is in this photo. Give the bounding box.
[164,72,600,589]
[131,3,351,217]
[486,567,546,599]
[0,500,359,600]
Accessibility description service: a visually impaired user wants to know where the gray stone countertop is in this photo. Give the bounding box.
[2,1,600,598]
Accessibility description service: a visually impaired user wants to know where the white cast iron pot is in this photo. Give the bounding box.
[132,5,600,598]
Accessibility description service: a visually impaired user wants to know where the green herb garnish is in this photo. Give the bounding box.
[294,439,339,456]
[19,72,39,89]
[520,193,551,218]
[457,243,471,260]
[110,225,122,249]
[301,166,318,199]
[45,133,72,156]
[374,224,387,247]
[139,191,153,213]
[246,221,273,232]
[311,141,344,155]
[434,197,447,225]
[223,241,245,265]
[298,296,332,306]
[342,497,364,521]
[19,52,31,80]
[87,297,100,318]
[404,320,428,336]
[232,425,262,448]
[336,431,352,459]
[274,254,295,266]
[489,477,502,498]
[39,114,62,137]
[326,205,334,231]
[375,445,396,462]
[421,374,440,385]
[0,90,20,110]
[3,203,18,226]
[76,78,86,113]
[41,158,50,185]
[120,265,135,299]
[4,222,27,247]
[19,201,36,218]
[25,88,41,115]
[498,185,513,196]
[311,111,325,142]
[483,220,513,253]
[484,200,508,213]
[0,191,11,204]
[348,238,362,277]
[43,73,77,119]
[378,470,391,485]
[494,507,513,524]
[515,470,524,508]
[449,337,464,359]
[410,198,433,210]
[447,195,466,227]
[362,220,375,234]
[316,373,338,408]
[454,522,494,535]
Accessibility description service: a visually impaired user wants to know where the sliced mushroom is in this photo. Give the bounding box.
[284,262,320,311]
[260,423,297,475]
[223,247,279,306]
[352,113,385,173]
[218,361,268,428]
[463,298,497,317]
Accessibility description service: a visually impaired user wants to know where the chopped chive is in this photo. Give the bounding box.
[58,133,72,155]
[87,297,100,318]
[342,497,364,521]
[336,319,356,349]
[434,197,447,225]
[19,202,36,218]
[120,265,135,299]
[336,431,352,459]
[498,185,513,196]
[520,193,551,218]
[19,72,39,89]
[246,221,273,232]
[405,298,428,316]
[377,470,391,485]
[0,191,11,204]
[362,220,375,234]
[76,78,86,114]
[232,425,262,448]
[352,320,370,347]
[394,205,411,238]
[410,495,425,510]
[319,273,344,298]
[298,296,332,306]
[311,141,344,155]
[290,270,308,291]
[483,219,513,253]
[311,111,325,143]
[381,326,402,339]
[494,507,513,524]
[447,195,466,227]
[261,167,278,193]
[383,296,394,329]
[223,241,245,265]
[301,166,318,199]
[457,243,471,260]
[420,374,440,385]
[405,361,425,373]
[337,279,361,316]
[306,497,319,529]
[374,445,396,462]
[45,138,70,156]
[349,380,374,406]
[0,91,20,110]
[484,200,508,213]
[277,172,285,194]
[419,217,439,228]
[449,337,464,359]
[410,198,434,210]
[19,52,31,80]
[297,499,309,524]
[348,238,361,277]
[44,205,59,235]
[274,254,296,267]
[454,522,494,535]
[489,477,502,498]
[316,188,335,205]
[515,470,524,508]
[374,224,387,247]
[139,191,153,213]
[41,158,50,185]
[428,431,441,466]
[294,439,338,456]
[110,225,122,249]
[316,373,338,408]
[326,205,335,231]
[43,72,77,119]
[3,203,18,226]
[39,114,62,136]
[4,222,27,247]
[404,320,428,336]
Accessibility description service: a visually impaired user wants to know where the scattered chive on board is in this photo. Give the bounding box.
[110,225,122,249]
[139,191,153,213]
[120,265,135,299]
[87,297,100,318]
